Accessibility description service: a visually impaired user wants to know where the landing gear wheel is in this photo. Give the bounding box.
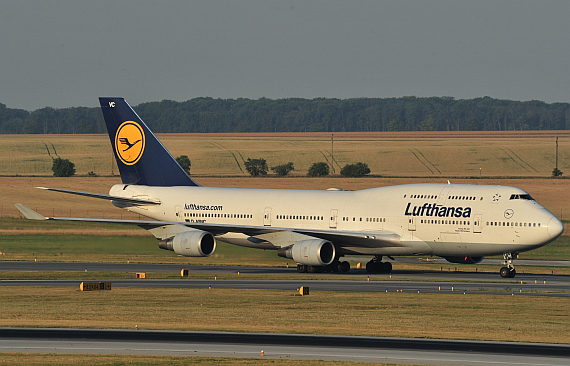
[500,252,518,278]
[366,256,392,274]
[297,264,307,273]
[307,265,324,273]
[340,261,350,273]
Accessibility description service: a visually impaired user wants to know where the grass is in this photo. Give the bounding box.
[0,354,414,366]
[0,236,293,265]
[1,287,568,344]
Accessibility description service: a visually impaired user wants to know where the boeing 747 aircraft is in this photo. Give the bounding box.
[15,97,564,278]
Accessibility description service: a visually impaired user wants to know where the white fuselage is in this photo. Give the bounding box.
[109,183,563,258]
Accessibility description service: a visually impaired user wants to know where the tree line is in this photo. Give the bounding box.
[1,96,569,134]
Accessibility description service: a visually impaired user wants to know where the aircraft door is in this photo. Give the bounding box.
[175,205,183,222]
[437,186,452,205]
[473,214,482,233]
[264,207,272,226]
[408,216,416,231]
[329,209,338,228]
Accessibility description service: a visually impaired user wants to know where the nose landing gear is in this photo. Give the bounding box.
[500,252,517,278]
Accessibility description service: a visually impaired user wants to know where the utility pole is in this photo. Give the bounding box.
[556,136,558,171]
[331,133,335,174]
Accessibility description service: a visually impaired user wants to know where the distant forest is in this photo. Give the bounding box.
[1,96,569,134]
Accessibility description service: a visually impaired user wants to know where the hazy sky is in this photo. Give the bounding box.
[1,1,569,110]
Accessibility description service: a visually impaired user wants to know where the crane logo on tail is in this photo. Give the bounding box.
[115,121,145,165]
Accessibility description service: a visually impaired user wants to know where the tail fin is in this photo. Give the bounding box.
[99,97,199,187]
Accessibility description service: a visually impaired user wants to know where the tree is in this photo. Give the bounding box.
[419,115,436,131]
[552,167,563,177]
[271,162,294,176]
[387,119,405,131]
[307,162,330,177]
[244,158,268,176]
[340,162,371,177]
[176,155,192,175]
[52,157,75,177]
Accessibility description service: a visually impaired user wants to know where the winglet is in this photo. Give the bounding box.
[14,204,47,220]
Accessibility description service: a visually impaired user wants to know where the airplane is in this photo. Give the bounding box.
[15,97,564,278]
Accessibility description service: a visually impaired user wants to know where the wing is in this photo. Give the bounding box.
[35,187,160,206]
[15,204,401,249]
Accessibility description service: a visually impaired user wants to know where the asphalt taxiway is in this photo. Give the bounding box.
[1,261,568,296]
[1,328,568,366]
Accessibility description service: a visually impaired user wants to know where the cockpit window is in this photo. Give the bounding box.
[509,194,534,201]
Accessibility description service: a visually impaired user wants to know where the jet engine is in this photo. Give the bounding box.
[158,230,216,257]
[443,256,484,264]
[277,239,335,266]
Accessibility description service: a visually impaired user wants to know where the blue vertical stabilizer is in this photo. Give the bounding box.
[99,97,199,187]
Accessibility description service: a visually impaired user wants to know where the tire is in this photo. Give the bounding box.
[297,264,307,273]
[366,261,374,273]
[500,267,510,278]
[508,268,516,278]
[382,262,392,273]
[307,265,323,273]
[373,262,383,273]
[333,262,342,273]
[340,261,350,273]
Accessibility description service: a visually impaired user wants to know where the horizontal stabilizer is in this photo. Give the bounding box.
[37,187,161,205]
[14,204,47,220]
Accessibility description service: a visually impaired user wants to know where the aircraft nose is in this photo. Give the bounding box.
[547,217,564,238]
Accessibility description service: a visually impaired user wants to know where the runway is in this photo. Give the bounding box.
[1,328,568,366]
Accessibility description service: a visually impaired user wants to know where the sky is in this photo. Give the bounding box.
[1,1,569,110]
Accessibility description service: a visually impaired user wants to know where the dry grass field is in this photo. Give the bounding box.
[1,131,569,177]
[0,354,409,366]
[1,287,568,344]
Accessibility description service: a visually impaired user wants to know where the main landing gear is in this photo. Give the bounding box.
[500,252,517,278]
[366,256,392,274]
[296,258,351,273]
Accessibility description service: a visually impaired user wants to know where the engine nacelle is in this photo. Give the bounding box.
[277,239,335,266]
[443,256,484,264]
[158,230,216,257]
